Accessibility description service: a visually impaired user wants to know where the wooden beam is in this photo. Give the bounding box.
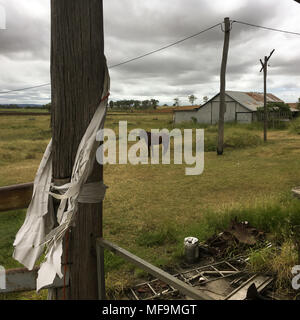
[0,267,69,294]
[0,183,33,212]
[97,239,213,300]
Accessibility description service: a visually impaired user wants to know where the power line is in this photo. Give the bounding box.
[0,83,51,95]
[108,22,222,69]
[0,22,222,95]
[233,20,300,36]
[2,19,300,96]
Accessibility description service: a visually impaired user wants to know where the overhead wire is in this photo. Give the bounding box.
[0,83,51,95]
[0,22,222,95]
[108,22,222,69]
[233,20,300,37]
[1,19,300,96]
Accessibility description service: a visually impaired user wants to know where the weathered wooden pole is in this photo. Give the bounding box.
[51,0,106,300]
[217,17,231,155]
[260,49,275,142]
[263,56,268,142]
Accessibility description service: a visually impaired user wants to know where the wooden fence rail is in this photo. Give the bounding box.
[0,267,69,294]
[0,183,33,212]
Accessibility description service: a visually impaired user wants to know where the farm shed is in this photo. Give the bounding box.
[173,91,286,124]
[287,103,300,117]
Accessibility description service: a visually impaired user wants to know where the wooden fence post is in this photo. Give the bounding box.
[51,0,105,300]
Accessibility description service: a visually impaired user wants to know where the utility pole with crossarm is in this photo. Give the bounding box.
[217,17,231,155]
[259,49,275,142]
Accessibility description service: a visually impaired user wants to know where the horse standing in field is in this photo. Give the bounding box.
[140,131,170,158]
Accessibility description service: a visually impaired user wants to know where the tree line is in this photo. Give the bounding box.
[109,99,159,110]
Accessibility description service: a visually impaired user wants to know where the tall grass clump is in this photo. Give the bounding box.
[224,131,262,149]
[247,241,298,295]
[174,195,300,248]
[201,197,300,241]
[289,117,300,135]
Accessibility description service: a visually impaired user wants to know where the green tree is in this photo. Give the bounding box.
[44,103,51,112]
[257,102,292,115]
[150,99,159,109]
[188,95,197,105]
[173,98,180,107]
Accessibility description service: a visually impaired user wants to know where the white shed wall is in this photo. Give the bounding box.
[174,94,253,124]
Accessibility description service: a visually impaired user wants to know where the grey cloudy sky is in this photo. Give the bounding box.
[0,0,300,105]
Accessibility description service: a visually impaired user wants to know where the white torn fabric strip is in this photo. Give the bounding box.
[13,64,110,292]
[13,141,53,270]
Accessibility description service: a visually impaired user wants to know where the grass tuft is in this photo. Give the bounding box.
[137,226,178,247]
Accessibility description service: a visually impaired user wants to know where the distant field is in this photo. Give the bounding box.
[0,109,174,116]
[0,108,49,114]
[0,113,300,299]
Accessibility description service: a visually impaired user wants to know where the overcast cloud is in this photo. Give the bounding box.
[0,0,300,105]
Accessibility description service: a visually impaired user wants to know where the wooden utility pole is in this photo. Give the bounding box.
[51,0,106,300]
[260,49,275,142]
[217,17,231,155]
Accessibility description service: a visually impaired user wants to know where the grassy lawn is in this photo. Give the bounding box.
[0,113,299,299]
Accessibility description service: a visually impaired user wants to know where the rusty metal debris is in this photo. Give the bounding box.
[126,256,275,300]
[126,253,277,300]
[125,219,275,300]
[225,274,273,300]
[204,218,265,258]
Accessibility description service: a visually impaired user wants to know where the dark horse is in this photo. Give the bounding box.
[140,131,169,157]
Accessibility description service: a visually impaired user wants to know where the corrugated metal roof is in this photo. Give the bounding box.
[226,91,284,111]
[173,91,286,113]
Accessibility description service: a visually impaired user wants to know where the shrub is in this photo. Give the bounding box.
[289,117,300,135]
[224,131,262,149]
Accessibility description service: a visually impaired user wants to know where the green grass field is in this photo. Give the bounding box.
[0,113,300,299]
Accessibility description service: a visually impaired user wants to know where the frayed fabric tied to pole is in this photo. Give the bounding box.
[78,182,108,204]
[13,63,110,292]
